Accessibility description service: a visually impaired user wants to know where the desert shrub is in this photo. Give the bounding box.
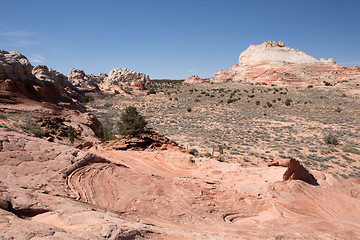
[117,106,147,136]
[307,85,313,88]
[22,122,45,138]
[68,126,75,143]
[187,107,192,112]
[194,98,200,102]
[101,126,116,141]
[323,81,332,86]
[272,99,276,103]
[218,145,224,154]
[285,99,292,106]
[323,133,339,145]
[342,145,360,155]
[190,148,199,156]
[255,101,260,105]
[81,96,94,103]
[227,98,238,104]
[266,102,273,108]
[148,88,156,94]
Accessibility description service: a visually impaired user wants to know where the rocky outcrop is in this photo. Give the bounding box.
[1,126,360,239]
[101,130,182,151]
[0,50,60,101]
[100,67,152,93]
[268,158,318,185]
[183,75,204,84]
[212,40,360,84]
[0,50,85,110]
[67,68,101,93]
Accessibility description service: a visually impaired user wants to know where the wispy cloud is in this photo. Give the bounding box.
[0,31,33,37]
[29,54,45,64]
[0,28,36,49]
[17,40,35,46]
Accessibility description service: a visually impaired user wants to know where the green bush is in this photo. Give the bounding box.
[117,106,147,136]
[81,96,94,103]
[218,145,224,154]
[323,133,339,145]
[285,99,292,106]
[341,145,360,155]
[187,107,192,112]
[323,81,332,86]
[266,102,273,108]
[227,98,238,104]
[68,126,75,143]
[255,101,260,105]
[101,126,116,141]
[148,88,156,94]
[190,148,199,156]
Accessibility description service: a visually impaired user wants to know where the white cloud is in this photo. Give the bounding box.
[29,54,45,64]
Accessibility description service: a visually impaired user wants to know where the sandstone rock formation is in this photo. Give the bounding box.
[100,67,152,93]
[0,50,104,144]
[67,68,101,93]
[0,50,60,102]
[101,130,183,151]
[268,158,318,185]
[0,50,85,110]
[212,40,360,84]
[1,126,360,239]
[183,75,204,84]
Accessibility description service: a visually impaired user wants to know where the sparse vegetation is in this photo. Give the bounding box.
[68,126,75,143]
[285,99,292,106]
[323,133,339,145]
[190,148,199,156]
[117,106,147,136]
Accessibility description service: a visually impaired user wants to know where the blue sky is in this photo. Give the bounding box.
[1,0,359,79]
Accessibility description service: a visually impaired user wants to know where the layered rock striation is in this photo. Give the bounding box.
[212,40,360,84]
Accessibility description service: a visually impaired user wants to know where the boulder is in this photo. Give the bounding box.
[67,68,101,93]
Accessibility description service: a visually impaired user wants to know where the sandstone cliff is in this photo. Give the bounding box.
[212,40,360,84]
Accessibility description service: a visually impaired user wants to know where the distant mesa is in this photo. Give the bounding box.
[211,40,360,84]
[99,67,152,94]
[183,75,204,85]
